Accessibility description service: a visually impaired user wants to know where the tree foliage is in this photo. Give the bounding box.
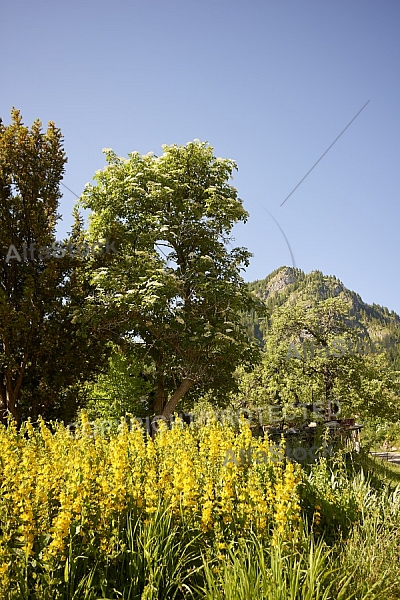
[83,344,154,421]
[0,109,110,424]
[236,297,400,422]
[80,140,265,417]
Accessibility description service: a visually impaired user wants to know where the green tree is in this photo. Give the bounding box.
[236,297,399,422]
[83,344,155,421]
[80,140,264,418]
[0,109,110,425]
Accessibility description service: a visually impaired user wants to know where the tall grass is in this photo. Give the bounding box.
[7,503,204,599]
[199,503,400,600]
[199,533,353,600]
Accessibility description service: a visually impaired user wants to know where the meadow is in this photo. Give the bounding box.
[0,414,399,599]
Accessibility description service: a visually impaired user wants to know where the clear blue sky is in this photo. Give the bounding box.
[2,0,400,312]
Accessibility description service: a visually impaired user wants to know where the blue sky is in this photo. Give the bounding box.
[2,0,400,312]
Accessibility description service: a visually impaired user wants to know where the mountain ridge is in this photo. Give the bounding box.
[246,267,400,365]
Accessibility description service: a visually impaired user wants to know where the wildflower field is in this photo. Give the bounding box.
[0,414,399,599]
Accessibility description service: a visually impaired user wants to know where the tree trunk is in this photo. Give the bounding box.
[0,376,21,426]
[323,368,334,419]
[0,379,7,425]
[161,378,194,420]
[153,354,166,414]
[6,390,20,426]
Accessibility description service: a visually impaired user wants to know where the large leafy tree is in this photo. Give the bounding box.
[0,109,110,425]
[80,140,264,418]
[236,297,399,422]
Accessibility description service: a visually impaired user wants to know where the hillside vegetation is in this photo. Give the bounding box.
[246,267,400,365]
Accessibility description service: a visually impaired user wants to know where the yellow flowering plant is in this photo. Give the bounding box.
[0,411,303,596]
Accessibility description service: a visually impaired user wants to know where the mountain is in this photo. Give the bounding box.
[246,266,400,368]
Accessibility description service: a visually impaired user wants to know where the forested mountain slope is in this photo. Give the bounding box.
[246,267,400,368]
